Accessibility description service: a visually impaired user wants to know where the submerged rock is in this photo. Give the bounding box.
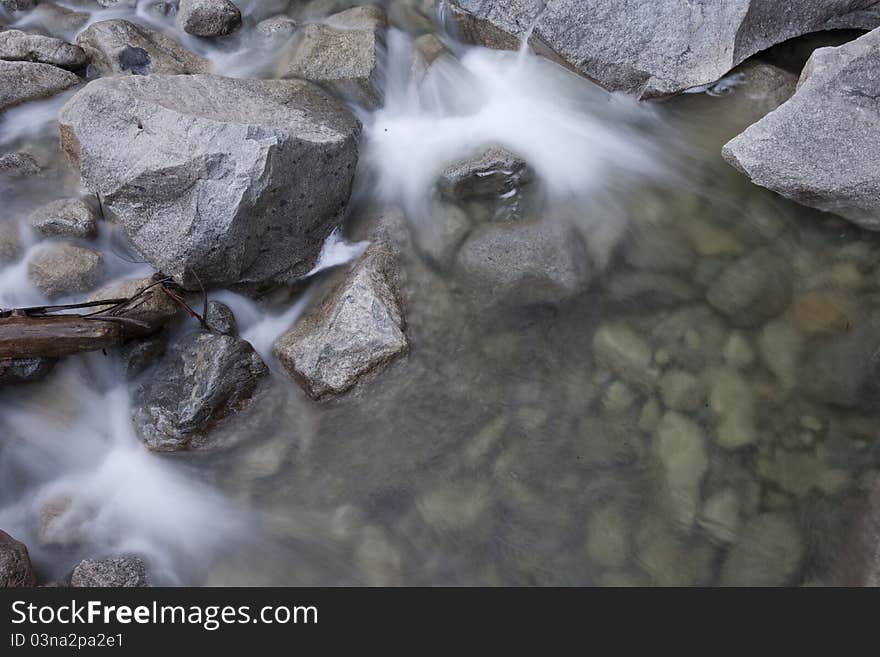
[0,151,40,178]
[279,6,386,108]
[0,29,87,69]
[455,217,591,309]
[706,249,792,327]
[76,19,210,76]
[27,243,105,299]
[654,411,708,528]
[28,197,98,239]
[439,0,880,99]
[0,59,79,111]
[0,357,56,385]
[256,15,299,40]
[70,556,149,587]
[593,323,655,389]
[177,0,242,38]
[724,28,880,230]
[132,330,269,451]
[438,145,532,201]
[0,530,36,587]
[59,74,361,289]
[274,242,408,400]
[720,512,804,586]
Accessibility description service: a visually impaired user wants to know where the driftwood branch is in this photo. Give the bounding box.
[0,273,192,360]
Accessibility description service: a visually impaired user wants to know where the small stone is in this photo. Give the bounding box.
[758,318,803,390]
[757,449,850,498]
[659,370,704,412]
[417,482,491,534]
[463,416,506,469]
[0,222,22,264]
[623,223,695,272]
[593,323,656,389]
[70,556,149,587]
[708,368,757,450]
[654,412,708,528]
[603,381,635,414]
[790,289,857,334]
[28,243,104,299]
[638,398,661,434]
[723,331,755,369]
[177,0,243,38]
[355,525,402,586]
[586,502,631,569]
[0,151,40,178]
[255,16,298,40]
[706,249,793,327]
[206,300,237,336]
[720,513,804,586]
[635,516,715,586]
[698,488,740,544]
[800,415,823,433]
[438,145,532,200]
[829,262,863,289]
[683,219,744,256]
[28,198,98,239]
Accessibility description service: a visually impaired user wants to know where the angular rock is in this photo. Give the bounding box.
[132,331,268,451]
[280,6,386,108]
[274,242,407,399]
[439,0,880,99]
[0,29,87,69]
[177,0,243,38]
[724,29,880,230]
[70,556,149,587]
[28,197,98,239]
[0,59,79,111]
[455,217,591,308]
[59,74,361,289]
[0,357,56,385]
[76,19,211,76]
[27,243,104,299]
[720,512,804,586]
[438,145,532,200]
[0,530,36,588]
[706,248,792,327]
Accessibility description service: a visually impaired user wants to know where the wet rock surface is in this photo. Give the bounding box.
[0,59,79,110]
[27,197,98,239]
[76,19,210,76]
[27,243,105,299]
[177,0,242,38]
[280,6,386,108]
[0,29,87,68]
[724,28,880,230]
[70,556,149,587]
[0,530,37,587]
[132,330,269,451]
[0,357,56,385]
[438,145,532,200]
[440,0,880,98]
[59,73,361,289]
[275,241,408,400]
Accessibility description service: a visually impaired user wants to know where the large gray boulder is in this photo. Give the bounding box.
[70,556,149,587]
[0,60,79,111]
[76,19,211,76]
[59,74,361,290]
[0,29,87,69]
[0,530,36,588]
[723,28,880,230]
[438,0,880,99]
[132,331,269,451]
[274,241,408,400]
[279,6,386,108]
[177,0,243,38]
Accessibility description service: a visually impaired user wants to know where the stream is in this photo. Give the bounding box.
[1,0,879,586]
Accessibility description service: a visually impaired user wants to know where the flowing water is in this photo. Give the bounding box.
[1,1,879,586]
